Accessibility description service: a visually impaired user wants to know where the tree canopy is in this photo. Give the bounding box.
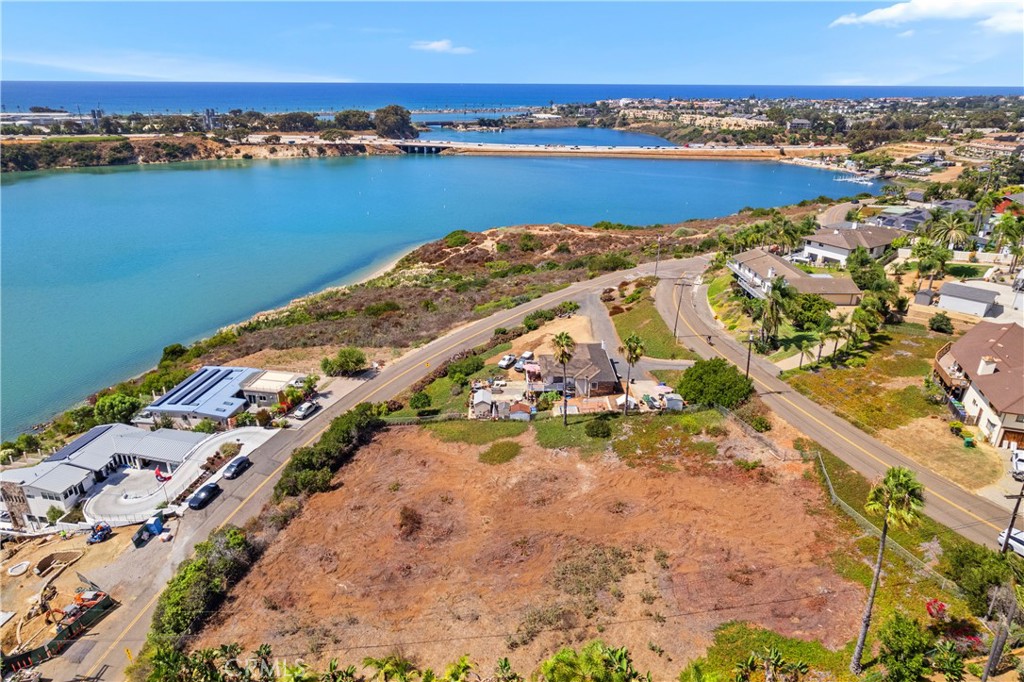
[373,105,417,139]
[676,358,753,409]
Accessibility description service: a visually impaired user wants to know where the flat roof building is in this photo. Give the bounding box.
[239,370,305,408]
[148,366,262,423]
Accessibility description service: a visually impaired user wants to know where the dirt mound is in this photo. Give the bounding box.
[195,426,862,678]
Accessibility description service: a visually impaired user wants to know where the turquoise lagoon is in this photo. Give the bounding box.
[1,143,877,437]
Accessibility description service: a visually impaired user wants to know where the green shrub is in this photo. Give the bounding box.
[192,418,217,434]
[942,543,1010,615]
[480,440,522,464]
[677,358,753,409]
[929,312,954,334]
[446,355,484,377]
[584,418,613,438]
[409,392,432,410]
[321,347,367,376]
[878,612,932,682]
[747,415,772,432]
[444,230,472,248]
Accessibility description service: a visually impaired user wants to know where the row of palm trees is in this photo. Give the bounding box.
[712,214,820,257]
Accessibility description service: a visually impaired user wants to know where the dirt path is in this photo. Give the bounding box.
[195,425,862,678]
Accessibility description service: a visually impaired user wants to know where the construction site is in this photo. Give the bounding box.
[0,525,136,673]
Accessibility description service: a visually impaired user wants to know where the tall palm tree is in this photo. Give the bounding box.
[620,333,646,415]
[929,210,973,250]
[814,317,834,363]
[442,655,474,682]
[850,467,926,674]
[798,339,814,369]
[761,276,794,344]
[552,332,576,427]
[826,313,848,359]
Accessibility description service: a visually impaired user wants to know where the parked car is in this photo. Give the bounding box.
[1012,450,1024,482]
[189,482,221,510]
[223,455,252,480]
[498,354,517,370]
[997,528,1024,557]
[293,401,319,420]
[520,351,535,362]
[513,359,526,373]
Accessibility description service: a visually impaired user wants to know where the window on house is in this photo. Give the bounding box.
[1016,414,1024,423]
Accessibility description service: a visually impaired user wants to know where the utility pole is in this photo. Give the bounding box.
[653,235,662,278]
[672,277,685,339]
[745,332,755,379]
[1000,479,1024,553]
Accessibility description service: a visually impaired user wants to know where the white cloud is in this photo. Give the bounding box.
[4,50,350,82]
[830,0,1023,34]
[897,29,916,38]
[410,39,474,55]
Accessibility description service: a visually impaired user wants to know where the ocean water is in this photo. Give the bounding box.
[2,81,1020,115]
[0,142,880,437]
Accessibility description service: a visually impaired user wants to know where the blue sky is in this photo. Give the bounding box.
[2,1,1022,86]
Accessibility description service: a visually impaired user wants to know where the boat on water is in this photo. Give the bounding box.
[833,174,875,186]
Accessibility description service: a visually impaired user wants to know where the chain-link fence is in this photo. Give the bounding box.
[812,449,962,596]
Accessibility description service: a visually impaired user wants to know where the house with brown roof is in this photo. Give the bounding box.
[727,248,862,306]
[801,225,904,266]
[933,321,1024,449]
[535,343,619,398]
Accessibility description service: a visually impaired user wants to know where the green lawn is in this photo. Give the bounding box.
[766,324,819,363]
[946,263,989,279]
[425,420,528,445]
[649,369,686,388]
[787,323,947,434]
[533,414,616,457]
[608,293,699,361]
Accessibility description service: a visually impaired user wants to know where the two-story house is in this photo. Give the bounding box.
[801,225,904,266]
[933,321,1024,449]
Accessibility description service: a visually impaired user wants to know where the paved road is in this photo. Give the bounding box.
[58,256,707,681]
[653,275,1010,549]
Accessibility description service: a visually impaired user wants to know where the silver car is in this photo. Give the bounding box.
[997,528,1024,557]
[293,401,319,420]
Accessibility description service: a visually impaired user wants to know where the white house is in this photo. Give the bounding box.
[471,389,494,419]
[933,321,1024,449]
[936,282,998,318]
[801,226,904,266]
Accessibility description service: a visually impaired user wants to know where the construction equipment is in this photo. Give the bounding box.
[85,522,111,545]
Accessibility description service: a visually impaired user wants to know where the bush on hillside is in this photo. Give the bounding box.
[676,358,753,409]
[929,312,955,334]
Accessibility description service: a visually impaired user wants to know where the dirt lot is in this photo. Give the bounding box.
[1,529,134,652]
[195,424,863,677]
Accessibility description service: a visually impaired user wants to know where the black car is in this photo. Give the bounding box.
[222,455,251,480]
[188,482,221,510]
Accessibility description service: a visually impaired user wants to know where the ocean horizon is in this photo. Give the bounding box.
[3,81,1022,115]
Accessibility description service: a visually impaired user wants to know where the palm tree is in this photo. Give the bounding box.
[850,467,925,674]
[761,276,794,344]
[680,661,719,682]
[552,331,576,427]
[494,658,523,682]
[798,339,814,369]
[442,655,474,682]
[321,659,358,682]
[826,313,848,359]
[281,664,318,682]
[814,317,834,363]
[620,333,646,415]
[363,655,419,682]
[929,210,973,250]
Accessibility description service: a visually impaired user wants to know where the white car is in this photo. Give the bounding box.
[997,528,1024,557]
[498,354,517,370]
[1011,450,1024,482]
[520,351,535,362]
[293,401,319,420]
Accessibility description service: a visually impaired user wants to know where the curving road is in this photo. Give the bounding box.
[60,257,707,681]
[653,275,1009,549]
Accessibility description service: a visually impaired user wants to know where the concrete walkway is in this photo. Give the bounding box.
[83,428,279,524]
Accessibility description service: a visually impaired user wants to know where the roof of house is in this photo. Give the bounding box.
[947,322,1024,414]
[113,429,208,464]
[538,343,618,385]
[25,463,94,495]
[510,402,532,414]
[473,389,493,405]
[731,248,862,297]
[935,199,977,212]
[906,190,926,202]
[239,370,303,395]
[789,118,811,124]
[149,366,261,419]
[0,460,61,486]
[938,282,999,305]
[44,423,141,472]
[806,226,904,251]
[1005,191,1024,204]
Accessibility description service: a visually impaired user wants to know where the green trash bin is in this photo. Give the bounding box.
[964,437,975,448]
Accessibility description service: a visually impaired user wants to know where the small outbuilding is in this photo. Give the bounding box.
[471,389,494,419]
[937,282,998,317]
[509,401,533,422]
[663,393,686,411]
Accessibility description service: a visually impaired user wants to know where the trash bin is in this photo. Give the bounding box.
[963,437,975,448]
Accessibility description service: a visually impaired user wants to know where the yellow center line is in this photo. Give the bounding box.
[671,280,1000,533]
[84,281,595,678]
